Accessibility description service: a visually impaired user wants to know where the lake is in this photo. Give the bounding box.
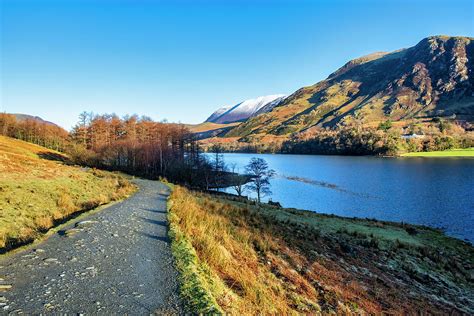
[217,153,474,243]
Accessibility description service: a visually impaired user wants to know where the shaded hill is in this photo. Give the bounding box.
[11,113,61,128]
[225,36,474,139]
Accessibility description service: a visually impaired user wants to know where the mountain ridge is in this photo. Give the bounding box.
[220,35,474,140]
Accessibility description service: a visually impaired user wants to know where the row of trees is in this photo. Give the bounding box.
[281,127,400,156]
[69,114,276,202]
[68,112,206,184]
[0,113,69,151]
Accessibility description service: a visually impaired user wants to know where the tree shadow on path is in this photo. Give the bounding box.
[138,216,167,227]
[138,232,170,243]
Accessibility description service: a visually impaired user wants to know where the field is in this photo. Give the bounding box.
[187,122,240,133]
[402,148,474,157]
[168,186,474,314]
[0,136,135,252]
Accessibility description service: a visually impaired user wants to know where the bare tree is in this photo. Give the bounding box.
[211,144,226,190]
[230,163,246,197]
[245,158,275,203]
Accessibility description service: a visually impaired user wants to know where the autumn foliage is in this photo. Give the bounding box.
[0,113,68,151]
[69,112,204,184]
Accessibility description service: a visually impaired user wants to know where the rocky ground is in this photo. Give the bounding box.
[0,179,182,314]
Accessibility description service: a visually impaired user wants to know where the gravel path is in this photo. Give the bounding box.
[0,179,183,314]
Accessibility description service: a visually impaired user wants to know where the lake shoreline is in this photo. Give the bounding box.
[210,189,473,245]
[170,186,474,313]
[206,149,474,158]
[215,152,474,243]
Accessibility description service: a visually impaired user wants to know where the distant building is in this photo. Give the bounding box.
[401,133,425,140]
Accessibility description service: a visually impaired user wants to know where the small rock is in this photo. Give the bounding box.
[44,303,54,309]
[75,220,98,228]
[0,285,12,291]
[64,228,82,237]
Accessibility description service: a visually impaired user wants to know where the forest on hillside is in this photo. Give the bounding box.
[200,118,474,156]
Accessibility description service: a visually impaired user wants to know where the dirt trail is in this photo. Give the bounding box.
[0,179,183,314]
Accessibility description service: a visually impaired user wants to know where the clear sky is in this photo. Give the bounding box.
[1,0,473,130]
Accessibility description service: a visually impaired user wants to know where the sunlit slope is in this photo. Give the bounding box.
[168,186,474,314]
[0,136,135,252]
[226,36,474,140]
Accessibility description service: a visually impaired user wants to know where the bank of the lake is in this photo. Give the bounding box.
[216,153,474,243]
[402,148,474,157]
[168,186,474,314]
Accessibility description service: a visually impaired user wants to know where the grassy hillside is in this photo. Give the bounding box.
[222,36,474,143]
[168,186,474,314]
[188,122,241,140]
[0,136,135,252]
[187,122,240,133]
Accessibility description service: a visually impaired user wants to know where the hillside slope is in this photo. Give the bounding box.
[0,136,135,252]
[226,36,474,139]
[168,186,474,314]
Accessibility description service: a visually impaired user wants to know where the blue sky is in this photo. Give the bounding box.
[1,0,473,129]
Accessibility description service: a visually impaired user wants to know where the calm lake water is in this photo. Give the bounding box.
[218,153,474,243]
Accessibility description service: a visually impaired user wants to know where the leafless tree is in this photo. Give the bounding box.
[245,158,275,203]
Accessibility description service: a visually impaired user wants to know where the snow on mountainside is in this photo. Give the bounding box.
[206,94,286,124]
[251,95,288,117]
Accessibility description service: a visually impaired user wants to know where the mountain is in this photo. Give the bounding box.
[205,94,287,124]
[224,35,474,140]
[12,113,60,127]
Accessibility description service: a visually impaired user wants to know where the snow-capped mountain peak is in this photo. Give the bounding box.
[205,94,287,124]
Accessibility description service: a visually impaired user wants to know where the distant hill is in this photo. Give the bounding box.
[11,113,60,127]
[205,94,287,124]
[221,36,474,140]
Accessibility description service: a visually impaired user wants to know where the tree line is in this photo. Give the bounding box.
[68,112,207,185]
[203,119,473,156]
[281,120,474,156]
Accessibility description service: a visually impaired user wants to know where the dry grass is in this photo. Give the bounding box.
[168,186,474,314]
[0,136,136,252]
[187,122,241,133]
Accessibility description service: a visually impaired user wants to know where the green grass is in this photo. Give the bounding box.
[402,148,474,157]
[0,135,136,252]
[165,183,223,314]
